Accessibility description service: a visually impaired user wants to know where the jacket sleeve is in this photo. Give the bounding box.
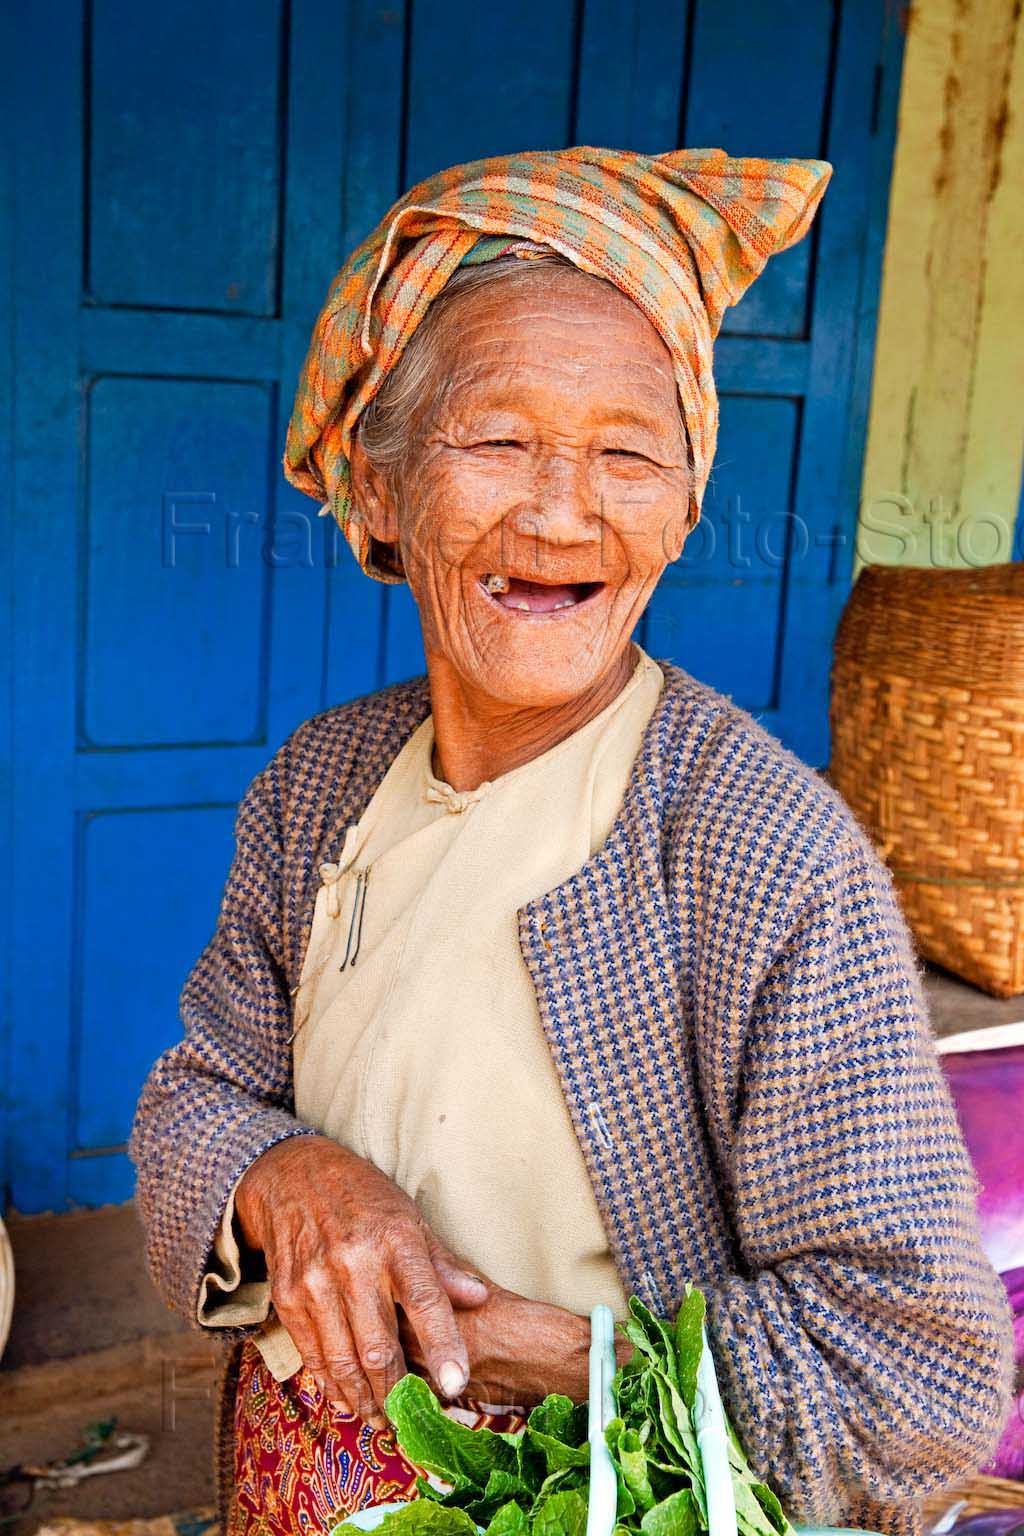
[701,829,1015,1531]
[129,758,317,1326]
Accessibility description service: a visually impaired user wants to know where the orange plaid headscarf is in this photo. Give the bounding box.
[284,145,831,582]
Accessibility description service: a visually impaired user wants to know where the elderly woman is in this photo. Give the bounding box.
[131,146,1013,1536]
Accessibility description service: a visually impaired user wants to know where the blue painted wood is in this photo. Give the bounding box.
[774,0,903,764]
[338,0,407,258]
[9,0,83,1214]
[5,0,903,1211]
[843,1,907,561]
[323,0,406,706]
[575,0,689,150]
[81,309,281,382]
[0,1,15,1204]
[383,584,430,686]
[74,745,281,811]
[642,0,903,764]
[280,0,378,726]
[646,395,801,719]
[82,377,274,747]
[685,0,834,341]
[403,2,579,188]
[73,806,237,1151]
[88,0,284,315]
[7,0,368,1212]
[712,337,810,396]
[68,1150,135,1209]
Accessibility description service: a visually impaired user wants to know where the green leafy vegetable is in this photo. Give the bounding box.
[384,1375,519,1486]
[750,1484,788,1536]
[672,1288,706,1412]
[463,1469,535,1525]
[525,1427,591,1477]
[376,1502,479,1536]
[612,1425,656,1514]
[531,1491,589,1536]
[528,1396,581,1445]
[350,1290,794,1536]
[627,1299,678,1385]
[640,1489,699,1536]
[485,1505,531,1536]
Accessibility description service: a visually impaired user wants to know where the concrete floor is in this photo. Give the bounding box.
[923,962,1024,1037]
[1,1332,220,1529]
[1,963,1019,1532]
[0,1203,220,1530]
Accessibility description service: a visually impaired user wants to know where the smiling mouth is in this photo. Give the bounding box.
[478,573,604,614]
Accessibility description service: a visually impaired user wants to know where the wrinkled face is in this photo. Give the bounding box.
[351,267,693,708]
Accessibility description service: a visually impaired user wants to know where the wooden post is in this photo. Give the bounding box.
[856,0,1024,570]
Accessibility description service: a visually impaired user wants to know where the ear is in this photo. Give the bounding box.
[349,431,400,550]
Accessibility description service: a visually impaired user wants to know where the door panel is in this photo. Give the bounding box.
[404,3,580,185]
[87,0,285,315]
[74,805,237,1156]
[4,0,903,1210]
[646,396,801,712]
[83,377,274,747]
[686,0,835,339]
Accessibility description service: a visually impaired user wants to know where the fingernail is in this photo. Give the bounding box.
[439,1360,467,1398]
[461,1272,487,1294]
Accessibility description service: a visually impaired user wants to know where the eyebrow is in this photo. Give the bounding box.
[598,407,677,434]
[444,394,679,439]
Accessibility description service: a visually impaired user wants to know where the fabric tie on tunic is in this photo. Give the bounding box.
[422,778,492,813]
[282,145,831,581]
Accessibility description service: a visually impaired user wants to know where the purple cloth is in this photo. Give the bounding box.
[950,1517,1024,1536]
[984,1266,1024,1480]
[942,1044,1024,1276]
[941,1046,1024,1479]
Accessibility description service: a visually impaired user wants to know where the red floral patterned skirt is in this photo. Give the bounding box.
[227,1340,528,1536]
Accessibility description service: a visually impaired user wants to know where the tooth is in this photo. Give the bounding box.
[552,598,575,609]
[483,574,510,594]
[507,600,531,611]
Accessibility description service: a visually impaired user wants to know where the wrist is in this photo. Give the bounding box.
[562,1310,592,1401]
[234,1132,325,1244]
[540,1311,631,1401]
[532,1305,591,1403]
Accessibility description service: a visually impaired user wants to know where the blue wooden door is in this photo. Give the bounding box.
[1,0,903,1212]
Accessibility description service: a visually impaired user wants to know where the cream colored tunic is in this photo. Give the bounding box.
[199,647,663,1380]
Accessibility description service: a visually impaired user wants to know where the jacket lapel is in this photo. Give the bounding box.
[517,664,740,1311]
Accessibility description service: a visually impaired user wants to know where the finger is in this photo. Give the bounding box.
[343,1268,409,1417]
[427,1237,490,1309]
[393,1251,470,1400]
[271,1278,352,1415]
[307,1271,386,1425]
[290,1266,381,1425]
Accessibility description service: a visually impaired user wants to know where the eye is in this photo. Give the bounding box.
[471,438,523,449]
[602,446,652,464]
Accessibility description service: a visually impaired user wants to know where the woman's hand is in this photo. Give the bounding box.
[398,1284,629,1407]
[233,1135,488,1426]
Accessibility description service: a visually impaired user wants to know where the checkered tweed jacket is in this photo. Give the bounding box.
[130,663,1013,1536]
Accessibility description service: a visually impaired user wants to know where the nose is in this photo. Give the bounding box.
[503,450,602,557]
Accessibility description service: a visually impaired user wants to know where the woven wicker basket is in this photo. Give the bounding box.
[829,563,1024,998]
